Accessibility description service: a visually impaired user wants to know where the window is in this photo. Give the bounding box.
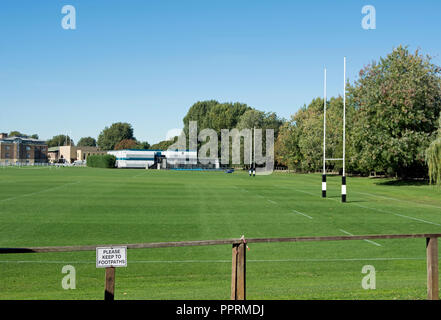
[26,146,31,151]
[26,153,31,158]
[5,146,10,150]
[5,153,9,158]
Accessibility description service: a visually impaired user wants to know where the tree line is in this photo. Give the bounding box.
[275,46,441,183]
[36,45,441,183]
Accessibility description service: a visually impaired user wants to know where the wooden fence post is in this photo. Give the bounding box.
[105,267,115,301]
[231,243,246,300]
[426,237,439,300]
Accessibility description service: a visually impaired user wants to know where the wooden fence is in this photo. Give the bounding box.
[1,233,440,300]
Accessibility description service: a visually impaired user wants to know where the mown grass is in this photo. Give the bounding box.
[0,166,440,299]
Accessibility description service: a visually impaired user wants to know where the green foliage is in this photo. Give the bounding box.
[86,154,116,168]
[97,122,135,150]
[349,46,441,177]
[150,137,178,150]
[426,137,441,185]
[275,121,301,169]
[182,100,281,165]
[46,135,74,147]
[8,131,39,139]
[275,97,350,172]
[114,139,150,150]
[114,139,138,150]
[426,116,441,185]
[77,137,97,147]
[182,100,251,141]
[134,141,151,150]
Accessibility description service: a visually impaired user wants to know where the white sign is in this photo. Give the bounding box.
[96,246,127,268]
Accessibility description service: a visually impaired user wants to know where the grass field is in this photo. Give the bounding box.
[1,166,441,300]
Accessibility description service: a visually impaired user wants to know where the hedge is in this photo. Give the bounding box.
[86,154,116,168]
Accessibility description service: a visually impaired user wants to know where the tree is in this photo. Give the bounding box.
[182,100,251,142]
[114,139,138,150]
[426,115,441,185]
[97,122,135,150]
[274,96,352,173]
[9,131,25,137]
[135,141,150,150]
[47,135,74,147]
[275,120,301,169]
[348,46,441,177]
[77,137,97,147]
[8,131,39,139]
[237,109,283,165]
[150,137,178,150]
[295,98,325,171]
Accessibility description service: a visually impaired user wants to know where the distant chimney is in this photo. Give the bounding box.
[0,133,7,139]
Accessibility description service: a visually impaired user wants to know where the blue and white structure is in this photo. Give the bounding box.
[107,149,197,169]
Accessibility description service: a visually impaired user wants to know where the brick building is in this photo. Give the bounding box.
[0,133,48,164]
[47,145,106,163]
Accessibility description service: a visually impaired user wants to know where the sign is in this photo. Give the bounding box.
[96,246,127,268]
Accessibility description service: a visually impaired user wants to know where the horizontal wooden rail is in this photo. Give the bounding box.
[1,233,440,254]
[1,234,439,300]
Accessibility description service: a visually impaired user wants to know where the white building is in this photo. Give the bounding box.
[107,149,197,169]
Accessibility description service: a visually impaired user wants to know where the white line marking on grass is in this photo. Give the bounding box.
[0,257,424,264]
[349,202,441,227]
[283,185,441,228]
[353,191,441,210]
[267,199,277,204]
[339,229,382,247]
[292,209,313,219]
[0,181,80,203]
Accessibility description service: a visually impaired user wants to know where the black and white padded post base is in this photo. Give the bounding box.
[322,174,326,198]
[341,176,347,202]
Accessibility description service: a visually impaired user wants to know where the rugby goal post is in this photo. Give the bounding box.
[322,57,347,203]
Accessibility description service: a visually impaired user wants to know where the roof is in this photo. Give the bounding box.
[0,136,47,145]
[48,147,60,152]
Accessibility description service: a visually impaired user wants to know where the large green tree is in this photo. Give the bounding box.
[275,120,301,169]
[8,131,39,139]
[77,137,97,147]
[97,122,135,150]
[274,96,352,172]
[114,139,150,150]
[47,135,74,147]
[348,46,441,177]
[182,100,251,141]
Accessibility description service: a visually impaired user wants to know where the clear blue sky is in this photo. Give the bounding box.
[1,0,440,144]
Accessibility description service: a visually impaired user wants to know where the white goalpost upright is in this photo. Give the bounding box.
[342,57,347,202]
[322,57,347,203]
[322,68,327,197]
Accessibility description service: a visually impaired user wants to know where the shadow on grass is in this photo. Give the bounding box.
[327,196,367,203]
[374,179,430,187]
